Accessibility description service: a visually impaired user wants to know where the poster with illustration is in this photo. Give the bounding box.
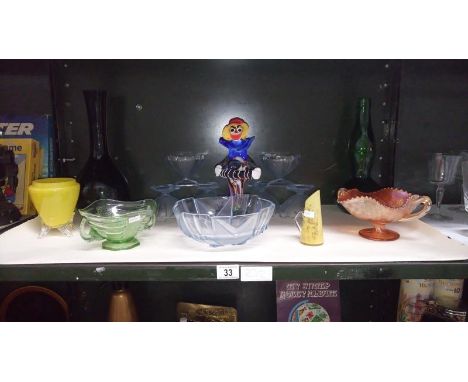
[276,280,341,322]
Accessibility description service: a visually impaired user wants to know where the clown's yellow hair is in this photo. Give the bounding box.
[221,120,250,140]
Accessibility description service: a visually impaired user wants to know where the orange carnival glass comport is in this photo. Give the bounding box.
[337,187,432,241]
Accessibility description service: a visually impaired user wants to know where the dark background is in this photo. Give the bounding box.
[4,59,467,203]
[0,59,467,321]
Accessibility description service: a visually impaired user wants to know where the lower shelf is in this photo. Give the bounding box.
[1,279,466,322]
[0,280,404,321]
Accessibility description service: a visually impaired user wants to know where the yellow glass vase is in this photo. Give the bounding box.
[28,178,80,237]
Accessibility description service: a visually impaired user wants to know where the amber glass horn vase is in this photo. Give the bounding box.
[77,90,129,209]
[108,283,138,322]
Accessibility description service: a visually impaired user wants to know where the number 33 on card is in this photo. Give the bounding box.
[216,265,240,280]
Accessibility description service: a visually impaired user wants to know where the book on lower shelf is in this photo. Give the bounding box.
[276,280,341,322]
[177,302,238,322]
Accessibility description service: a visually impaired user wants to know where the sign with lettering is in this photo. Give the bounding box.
[276,281,341,322]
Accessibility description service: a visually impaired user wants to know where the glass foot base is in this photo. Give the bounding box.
[359,227,400,241]
[102,238,140,251]
[426,213,453,221]
[448,205,465,212]
[267,179,294,187]
[175,179,198,186]
[39,220,74,238]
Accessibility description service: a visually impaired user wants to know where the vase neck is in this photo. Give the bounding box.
[353,97,373,179]
[358,97,370,134]
[84,90,109,160]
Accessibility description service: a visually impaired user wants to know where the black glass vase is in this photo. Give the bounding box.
[77,90,129,209]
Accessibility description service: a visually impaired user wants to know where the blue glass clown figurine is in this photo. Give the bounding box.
[215,117,261,195]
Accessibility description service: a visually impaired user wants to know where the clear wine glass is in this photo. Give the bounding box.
[462,161,468,213]
[259,152,301,186]
[245,180,278,205]
[167,151,207,186]
[428,153,461,220]
[196,182,220,198]
[151,184,180,221]
[448,150,468,212]
[278,184,315,218]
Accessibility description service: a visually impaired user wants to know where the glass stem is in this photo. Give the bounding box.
[436,184,445,214]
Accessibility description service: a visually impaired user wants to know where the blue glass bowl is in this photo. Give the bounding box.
[173,195,275,247]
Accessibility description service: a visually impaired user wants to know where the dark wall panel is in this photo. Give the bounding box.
[2,59,467,204]
[395,60,468,202]
[0,60,52,115]
[52,59,396,202]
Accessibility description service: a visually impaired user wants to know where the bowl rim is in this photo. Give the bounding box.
[167,151,208,161]
[337,187,417,210]
[78,198,156,217]
[31,177,78,188]
[173,195,275,219]
[260,152,301,161]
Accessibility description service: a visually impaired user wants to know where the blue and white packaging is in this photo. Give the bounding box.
[0,114,55,178]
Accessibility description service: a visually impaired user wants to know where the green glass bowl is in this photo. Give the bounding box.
[78,199,156,250]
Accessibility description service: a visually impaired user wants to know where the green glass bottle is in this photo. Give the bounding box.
[352,97,374,177]
[345,97,379,192]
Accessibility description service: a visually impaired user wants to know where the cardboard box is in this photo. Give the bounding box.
[0,114,54,178]
[0,138,41,215]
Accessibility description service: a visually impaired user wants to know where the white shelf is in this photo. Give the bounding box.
[0,205,467,266]
[422,205,468,246]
